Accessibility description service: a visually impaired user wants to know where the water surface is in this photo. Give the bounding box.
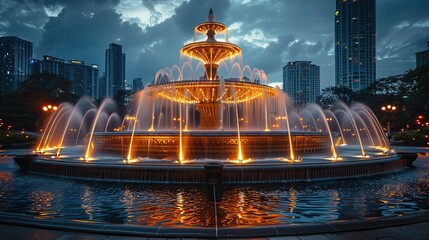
[0,155,428,227]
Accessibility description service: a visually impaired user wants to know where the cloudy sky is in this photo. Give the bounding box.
[1,0,428,89]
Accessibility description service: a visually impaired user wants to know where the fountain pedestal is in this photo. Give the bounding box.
[204,63,219,80]
[196,102,222,129]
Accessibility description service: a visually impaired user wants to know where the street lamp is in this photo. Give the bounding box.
[42,105,58,112]
[381,104,397,139]
[39,104,58,132]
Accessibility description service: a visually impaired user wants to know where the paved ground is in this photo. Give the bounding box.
[1,220,429,240]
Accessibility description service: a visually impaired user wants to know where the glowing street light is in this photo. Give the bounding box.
[416,115,426,131]
[42,105,58,112]
[381,104,397,138]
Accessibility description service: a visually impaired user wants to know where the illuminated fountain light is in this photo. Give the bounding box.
[229,158,252,164]
[326,156,343,161]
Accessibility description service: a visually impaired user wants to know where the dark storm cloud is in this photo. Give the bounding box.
[222,0,336,86]
[376,0,429,77]
[0,0,49,42]
[1,0,428,89]
[174,0,230,34]
[138,0,168,24]
[35,0,136,72]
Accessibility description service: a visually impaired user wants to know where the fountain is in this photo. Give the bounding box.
[6,8,428,239]
[15,9,416,183]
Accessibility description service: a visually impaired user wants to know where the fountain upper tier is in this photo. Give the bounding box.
[180,8,241,80]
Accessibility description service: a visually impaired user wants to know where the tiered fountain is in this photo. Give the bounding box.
[15,9,416,183]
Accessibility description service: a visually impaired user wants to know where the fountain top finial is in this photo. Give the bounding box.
[208,8,215,22]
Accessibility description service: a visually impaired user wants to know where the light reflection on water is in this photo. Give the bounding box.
[0,156,428,227]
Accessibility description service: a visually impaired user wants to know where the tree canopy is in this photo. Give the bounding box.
[316,85,356,108]
[318,64,429,132]
[0,72,76,130]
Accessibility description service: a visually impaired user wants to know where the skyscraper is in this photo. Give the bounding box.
[335,0,376,91]
[105,43,126,101]
[64,59,99,98]
[30,55,99,99]
[283,61,320,104]
[0,36,33,93]
[99,73,107,99]
[132,77,143,92]
[29,55,65,76]
[415,41,429,68]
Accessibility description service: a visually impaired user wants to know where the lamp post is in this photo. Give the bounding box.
[381,104,396,139]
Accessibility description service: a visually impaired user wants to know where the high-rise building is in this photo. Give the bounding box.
[64,59,99,97]
[30,55,99,99]
[30,55,65,76]
[98,73,107,99]
[124,83,133,105]
[132,77,143,92]
[0,36,33,93]
[105,43,126,100]
[335,0,376,91]
[283,61,320,104]
[89,65,101,100]
[415,41,429,68]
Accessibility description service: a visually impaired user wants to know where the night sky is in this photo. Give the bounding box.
[1,0,428,89]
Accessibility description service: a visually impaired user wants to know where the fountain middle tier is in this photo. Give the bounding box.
[149,80,276,104]
[92,131,331,160]
[148,80,277,129]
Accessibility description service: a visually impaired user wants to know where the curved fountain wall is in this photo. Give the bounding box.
[92,131,331,160]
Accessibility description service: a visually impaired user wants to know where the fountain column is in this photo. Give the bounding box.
[196,102,223,129]
[204,63,219,81]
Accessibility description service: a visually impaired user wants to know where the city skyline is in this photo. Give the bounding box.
[0,0,428,89]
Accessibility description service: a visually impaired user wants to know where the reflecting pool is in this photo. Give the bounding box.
[1,154,429,228]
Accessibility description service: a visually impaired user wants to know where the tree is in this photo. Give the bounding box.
[0,72,76,131]
[355,64,429,131]
[355,75,405,126]
[18,72,74,101]
[317,86,356,108]
[401,64,429,119]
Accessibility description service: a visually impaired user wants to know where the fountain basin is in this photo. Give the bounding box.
[14,153,416,183]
